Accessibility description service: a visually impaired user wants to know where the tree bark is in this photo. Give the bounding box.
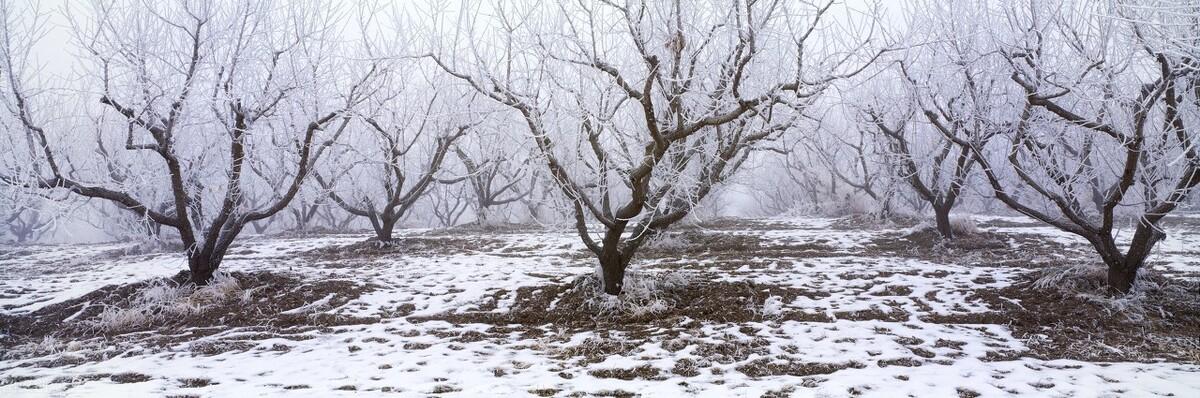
[934,206,954,239]
[1106,264,1137,294]
[374,217,398,242]
[187,255,220,285]
[1100,220,1166,293]
[598,247,629,295]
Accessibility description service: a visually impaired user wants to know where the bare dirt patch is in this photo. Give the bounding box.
[588,364,665,380]
[637,230,842,262]
[110,372,153,383]
[736,357,866,377]
[923,268,1200,363]
[862,228,1080,266]
[679,217,802,231]
[0,271,377,355]
[829,214,922,231]
[412,273,829,330]
[425,222,550,235]
[301,237,504,261]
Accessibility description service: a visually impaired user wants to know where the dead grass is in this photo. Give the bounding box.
[301,236,504,261]
[0,271,378,357]
[925,265,1200,363]
[829,213,922,231]
[861,228,1077,266]
[412,271,829,329]
[736,357,866,377]
[638,231,764,258]
[587,364,665,380]
[89,272,245,334]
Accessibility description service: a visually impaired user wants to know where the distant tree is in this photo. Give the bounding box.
[317,77,472,242]
[448,140,533,225]
[1,196,56,244]
[860,79,983,238]
[428,181,472,228]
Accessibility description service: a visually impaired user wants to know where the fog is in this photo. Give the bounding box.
[1,0,1197,270]
[1,2,1198,395]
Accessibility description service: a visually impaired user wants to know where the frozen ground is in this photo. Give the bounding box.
[0,215,1197,397]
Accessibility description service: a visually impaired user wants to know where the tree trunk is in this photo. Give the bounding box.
[1102,222,1165,294]
[598,247,628,296]
[934,206,954,239]
[14,228,30,243]
[477,205,491,226]
[375,217,397,242]
[1106,264,1137,294]
[187,255,219,285]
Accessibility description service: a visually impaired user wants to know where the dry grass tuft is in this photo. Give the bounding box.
[1033,264,1199,324]
[576,269,693,317]
[90,272,245,334]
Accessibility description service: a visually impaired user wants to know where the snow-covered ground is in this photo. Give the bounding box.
[1,216,1197,397]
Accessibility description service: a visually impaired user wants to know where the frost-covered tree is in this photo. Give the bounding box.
[446,135,534,225]
[316,71,471,242]
[930,0,1200,292]
[0,1,373,283]
[427,0,887,294]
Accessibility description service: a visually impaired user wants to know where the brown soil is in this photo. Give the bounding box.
[529,388,561,397]
[425,221,550,235]
[110,372,153,383]
[1161,214,1200,229]
[301,237,504,261]
[922,270,1200,363]
[974,219,1044,228]
[638,231,767,258]
[411,274,829,330]
[828,214,922,231]
[678,217,802,231]
[637,231,842,261]
[1,375,37,386]
[0,271,377,354]
[98,241,186,259]
[177,377,215,388]
[264,227,361,239]
[736,357,866,377]
[587,364,665,380]
[671,358,701,377]
[862,228,1081,266]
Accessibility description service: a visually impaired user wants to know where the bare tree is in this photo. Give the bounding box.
[862,102,978,238]
[929,1,1199,292]
[0,1,372,283]
[447,141,533,225]
[317,70,472,242]
[427,0,886,294]
[428,180,472,228]
[814,125,899,216]
[2,199,54,243]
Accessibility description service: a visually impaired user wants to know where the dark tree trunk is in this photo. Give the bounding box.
[934,206,954,239]
[598,248,629,296]
[1100,222,1165,293]
[1106,265,1138,294]
[187,255,220,285]
[477,205,490,225]
[374,216,398,242]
